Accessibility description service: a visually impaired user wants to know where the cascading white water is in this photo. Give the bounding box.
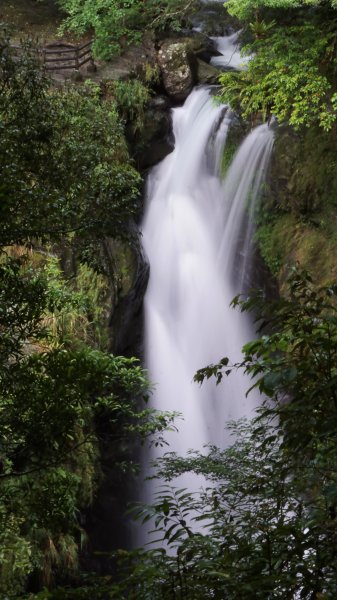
[210,32,250,70]
[141,87,273,459]
[219,123,275,290]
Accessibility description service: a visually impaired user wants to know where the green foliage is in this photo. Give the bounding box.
[196,271,337,450]
[112,419,337,598]
[253,122,337,286]
[255,223,282,275]
[108,79,151,132]
[40,256,110,350]
[56,0,198,59]
[220,1,337,129]
[221,139,241,177]
[227,0,337,21]
[0,37,141,246]
[58,0,142,59]
[113,271,337,599]
[28,574,119,599]
[0,514,33,599]
[0,253,175,595]
[0,32,176,597]
[0,255,153,474]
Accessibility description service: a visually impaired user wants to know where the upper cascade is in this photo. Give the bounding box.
[210,31,250,71]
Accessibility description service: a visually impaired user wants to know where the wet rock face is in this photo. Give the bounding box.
[109,240,150,358]
[125,95,174,170]
[133,98,174,170]
[196,57,219,84]
[191,1,240,36]
[157,41,196,102]
[139,110,174,169]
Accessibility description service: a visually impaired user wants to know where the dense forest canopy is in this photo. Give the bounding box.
[56,0,198,58]
[227,0,337,19]
[0,31,174,598]
[0,39,141,244]
[220,0,337,129]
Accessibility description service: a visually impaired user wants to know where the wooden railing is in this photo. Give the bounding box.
[11,40,94,72]
[42,40,93,71]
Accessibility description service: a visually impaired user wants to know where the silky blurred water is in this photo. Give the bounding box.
[142,87,274,455]
[210,31,250,70]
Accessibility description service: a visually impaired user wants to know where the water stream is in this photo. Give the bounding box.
[210,31,250,70]
[141,87,274,458]
[138,47,274,543]
[219,123,275,291]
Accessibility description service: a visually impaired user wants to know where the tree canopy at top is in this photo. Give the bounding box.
[227,0,337,19]
[0,36,142,246]
[220,0,337,129]
[57,0,197,59]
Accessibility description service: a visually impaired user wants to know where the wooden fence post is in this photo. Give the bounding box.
[12,40,94,73]
[75,47,79,70]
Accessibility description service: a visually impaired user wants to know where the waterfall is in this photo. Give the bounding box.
[210,32,250,71]
[141,87,273,460]
[219,123,275,290]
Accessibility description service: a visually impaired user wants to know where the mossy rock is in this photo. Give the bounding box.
[157,40,196,102]
[196,58,219,84]
[257,124,337,289]
[129,100,174,170]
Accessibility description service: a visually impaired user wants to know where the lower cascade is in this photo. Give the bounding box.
[140,86,274,521]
